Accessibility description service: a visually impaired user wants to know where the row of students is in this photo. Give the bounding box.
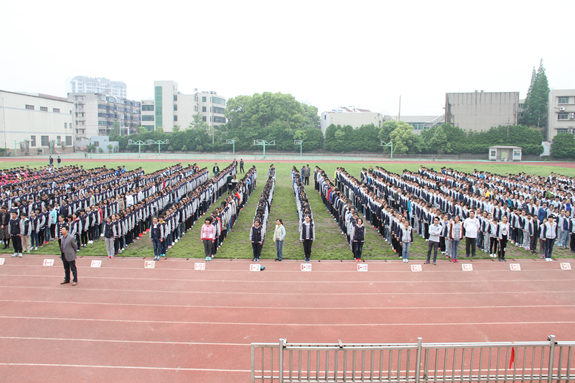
[250,166,275,262]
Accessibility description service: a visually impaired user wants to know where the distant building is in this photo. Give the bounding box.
[547,89,575,140]
[0,89,74,155]
[68,76,127,99]
[320,107,392,134]
[445,91,519,132]
[401,115,445,134]
[90,136,119,153]
[149,81,226,133]
[67,93,141,143]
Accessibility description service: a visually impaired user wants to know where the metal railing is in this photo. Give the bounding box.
[251,336,574,382]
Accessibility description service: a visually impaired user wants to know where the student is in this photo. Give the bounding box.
[450,215,463,263]
[350,218,365,261]
[463,211,479,257]
[425,217,442,265]
[300,215,315,263]
[103,216,116,259]
[1,206,10,249]
[542,216,558,261]
[239,159,245,173]
[400,220,413,263]
[250,219,263,262]
[273,219,286,261]
[200,217,216,261]
[530,215,539,255]
[496,216,510,262]
[30,211,39,251]
[21,212,32,254]
[9,212,23,257]
[149,217,163,261]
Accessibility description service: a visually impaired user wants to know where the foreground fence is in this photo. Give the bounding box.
[251,336,574,382]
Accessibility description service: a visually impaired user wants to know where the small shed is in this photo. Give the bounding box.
[489,146,522,162]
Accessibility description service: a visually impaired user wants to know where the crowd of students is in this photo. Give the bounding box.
[292,167,315,262]
[201,166,258,261]
[249,166,275,262]
[1,161,237,259]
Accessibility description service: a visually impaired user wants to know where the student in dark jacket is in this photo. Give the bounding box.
[300,215,315,262]
[9,212,23,257]
[250,219,263,262]
[350,217,365,261]
[103,216,116,259]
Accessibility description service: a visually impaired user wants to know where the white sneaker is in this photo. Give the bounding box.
[12,253,17,257]
[18,253,23,257]
[88,240,93,244]
[175,239,178,243]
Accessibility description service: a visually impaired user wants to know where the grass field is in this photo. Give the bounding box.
[2,159,575,261]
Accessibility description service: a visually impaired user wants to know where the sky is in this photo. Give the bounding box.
[1,0,574,117]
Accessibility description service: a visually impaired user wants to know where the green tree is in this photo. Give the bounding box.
[107,144,113,153]
[138,126,147,134]
[110,122,120,136]
[520,59,550,134]
[188,113,210,132]
[389,122,416,154]
[173,125,181,132]
[551,133,575,158]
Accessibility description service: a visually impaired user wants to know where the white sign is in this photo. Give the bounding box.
[301,263,312,272]
[91,260,102,268]
[144,261,155,269]
[510,263,521,271]
[462,264,473,271]
[0,258,4,266]
[357,264,368,272]
[194,263,206,270]
[560,263,572,270]
[411,264,422,272]
[43,259,54,267]
[250,264,260,271]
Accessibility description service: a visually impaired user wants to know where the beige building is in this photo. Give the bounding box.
[445,91,519,132]
[547,89,575,140]
[320,107,391,134]
[0,90,74,155]
[149,81,226,132]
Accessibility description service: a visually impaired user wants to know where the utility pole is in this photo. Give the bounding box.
[398,95,401,122]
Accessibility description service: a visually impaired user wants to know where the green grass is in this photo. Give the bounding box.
[3,160,575,260]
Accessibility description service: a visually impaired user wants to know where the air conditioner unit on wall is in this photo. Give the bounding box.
[571,113,575,119]
[560,107,566,111]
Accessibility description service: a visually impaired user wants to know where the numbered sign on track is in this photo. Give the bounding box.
[411,264,422,272]
[144,261,155,269]
[301,263,312,272]
[43,259,54,267]
[91,260,102,268]
[560,263,572,270]
[250,264,260,272]
[194,263,206,270]
[357,264,368,272]
[461,264,473,271]
[509,263,521,271]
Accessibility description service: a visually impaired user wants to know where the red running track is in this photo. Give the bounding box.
[0,255,574,382]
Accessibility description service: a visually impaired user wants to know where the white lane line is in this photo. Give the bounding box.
[0,285,572,296]
[0,316,574,327]
[1,299,573,311]
[0,362,249,372]
[0,336,248,346]
[1,274,573,284]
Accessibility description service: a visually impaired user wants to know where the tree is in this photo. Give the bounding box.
[138,126,148,135]
[173,125,181,132]
[520,59,550,134]
[389,122,417,154]
[181,145,187,152]
[107,144,113,153]
[551,133,575,158]
[114,145,119,153]
[98,147,104,153]
[188,113,210,132]
[110,122,120,136]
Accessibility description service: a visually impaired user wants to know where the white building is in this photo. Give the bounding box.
[547,89,575,140]
[68,93,141,145]
[0,90,74,155]
[149,81,227,132]
[401,115,445,134]
[320,106,391,134]
[67,76,127,99]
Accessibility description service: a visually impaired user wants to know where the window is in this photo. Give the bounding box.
[202,106,207,112]
[95,141,99,147]
[194,105,198,112]
[410,123,424,130]
[53,108,60,113]
[213,106,225,114]
[173,95,177,102]
[558,113,569,120]
[174,104,177,111]
[40,106,48,111]
[25,104,34,110]
[142,105,154,111]
[211,96,225,105]
[202,116,206,122]
[557,129,568,134]
[558,97,569,104]
[142,115,154,121]
[30,135,36,147]
[64,123,67,129]
[66,136,72,146]
[174,115,178,122]
[154,86,163,129]
[213,116,226,123]
[41,136,49,146]
[202,96,206,102]
[324,115,327,120]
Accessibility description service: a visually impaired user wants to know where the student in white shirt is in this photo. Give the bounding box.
[463,211,480,257]
[496,216,510,262]
[425,217,442,265]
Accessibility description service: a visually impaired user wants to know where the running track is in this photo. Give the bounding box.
[0,255,574,382]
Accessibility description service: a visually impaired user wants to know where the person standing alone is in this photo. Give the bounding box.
[60,226,78,286]
[273,219,286,261]
[464,211,480,257]
[300,215,315,262]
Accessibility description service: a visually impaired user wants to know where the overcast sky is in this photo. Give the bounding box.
[1,0,574,117]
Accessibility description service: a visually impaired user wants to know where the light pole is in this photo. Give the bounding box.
[226,139,236,154]
[380,141,393,160]
[294,140,303,157]
[128,139,148,158]
[147,139,169,155]
[253,139,275,159]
